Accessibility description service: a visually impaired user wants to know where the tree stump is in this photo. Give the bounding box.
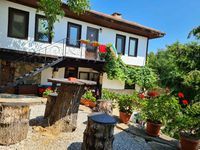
[44,93,57,118]
[93,100,113,115]
[82,112,117,150]
[47,84,85,132]
[0,103,30,145]
[47,78,96,132]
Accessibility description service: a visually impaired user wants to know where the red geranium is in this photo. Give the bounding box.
[182,99,188,105]
[139,93,145,99]
[99,45,107,53]
[178,92,184,98]
[148,91,159,97]
[38,88,45,93]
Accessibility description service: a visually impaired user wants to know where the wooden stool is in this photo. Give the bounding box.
[0,103,30,145]
[82,112,117,150]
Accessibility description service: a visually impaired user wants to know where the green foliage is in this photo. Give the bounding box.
[38,0,65,37]
[176,102,200,138]
[102,89,119,101]
[82,90,96,102]
[118,92,140,114]
[104,45,127,81]
[38,0,90,37]
[184,70,200,103]
[141,94,181,124]
[104,45,158,91]
[148,42,200,102]
[67,0,90,14]
[134,66,158,91]
[188,26,200,40]
[43,88,53,96]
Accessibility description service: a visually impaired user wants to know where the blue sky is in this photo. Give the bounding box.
[91,0,200,53]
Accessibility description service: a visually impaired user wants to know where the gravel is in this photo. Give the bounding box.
[0,104,151,150]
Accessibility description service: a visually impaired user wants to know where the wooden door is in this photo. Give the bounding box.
[86,27,99,59]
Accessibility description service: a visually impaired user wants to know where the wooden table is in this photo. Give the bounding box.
[46,78,96,132]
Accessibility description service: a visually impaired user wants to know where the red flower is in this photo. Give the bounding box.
[182,100,188,105]
[99,45,107,53]
[178,92,184,98]
[139,93,145,99]
[38,88,45,93]
[148,91,159,97]
[46,87,52,90]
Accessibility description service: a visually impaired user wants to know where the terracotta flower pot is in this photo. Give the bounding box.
[146,120,162,137]
[180,133,200,150]
[119,111,131,124]
[80,40,89,44]
[88,101,96,108]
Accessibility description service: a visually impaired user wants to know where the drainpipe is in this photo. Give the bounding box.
[145,38,149,65]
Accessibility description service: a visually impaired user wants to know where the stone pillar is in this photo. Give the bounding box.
[82,112,116,150]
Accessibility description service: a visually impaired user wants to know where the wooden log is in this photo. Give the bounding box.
[0,103,30,145]
[93,100,113,115]
[47,84,85,132]
[82,113,116,150]
[44,93,57,118]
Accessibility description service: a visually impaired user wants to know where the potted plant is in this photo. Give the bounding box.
[118,93,139,124]
[81,90,96,108]
[80,39,90,45]
[141,94,180,137]
[43,87,53,98]
[91,41,101,47]
[177,102,200,150]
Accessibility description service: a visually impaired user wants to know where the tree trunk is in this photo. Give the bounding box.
[44,93,57,118]
[82,113,116,150]
[0,103,30,145]
[47,84,85,132]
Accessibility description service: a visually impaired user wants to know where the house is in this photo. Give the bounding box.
[0,0,165,94]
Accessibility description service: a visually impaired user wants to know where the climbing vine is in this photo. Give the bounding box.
[104,44,158,91]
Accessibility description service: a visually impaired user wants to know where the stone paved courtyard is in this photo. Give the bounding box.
[0,104,177,150]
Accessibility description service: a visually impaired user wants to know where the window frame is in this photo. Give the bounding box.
[128,37,138,57]
[34,14,52,43]
[7,7,29,39]
[86,26,99,52]
[115,34,126,55]
[66,22,82,48]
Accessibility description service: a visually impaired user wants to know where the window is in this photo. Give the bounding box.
[35,15,51,43]
[86,27,99,51]
[129,37,138,57]
[67,22,82,47]
[8,8,29,39]
[116,34,126,55]
[79,72,99,81]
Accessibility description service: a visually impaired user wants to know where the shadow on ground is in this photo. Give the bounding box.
[29,116,49,127]
[67,142,82,150]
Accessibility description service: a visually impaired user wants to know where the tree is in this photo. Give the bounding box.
[148,42,200,102]
[38,0,90,37]
[188,26,200,40]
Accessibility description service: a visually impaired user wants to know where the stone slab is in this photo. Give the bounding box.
[0,94,47,105]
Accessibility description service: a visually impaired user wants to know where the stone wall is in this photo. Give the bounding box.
[0,59,42,85]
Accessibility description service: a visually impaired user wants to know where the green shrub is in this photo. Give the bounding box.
[141,94,181,124]
[82,90,96,102]
[118,92,140,114]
